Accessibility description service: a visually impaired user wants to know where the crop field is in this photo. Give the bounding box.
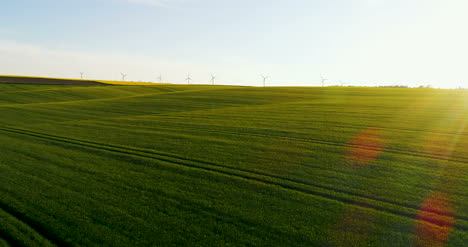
[0,81,467,246]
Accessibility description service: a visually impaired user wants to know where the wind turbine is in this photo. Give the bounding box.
[185,73,192,84]
[80,72,84,80]
[211,74,216,85]
[261,75,270,87]
[120,73,127,81]
[157,74,162,83]
[321,76,328,87]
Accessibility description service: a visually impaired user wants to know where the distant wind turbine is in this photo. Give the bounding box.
[211,74,216,85]
[157,74,162,83]
[79,72,84,80]
[261,75,270,87]
[321,76,328,87]
[120,73,127,81]
[185,73,192,84]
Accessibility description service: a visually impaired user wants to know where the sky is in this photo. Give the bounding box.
[1,0,467,88]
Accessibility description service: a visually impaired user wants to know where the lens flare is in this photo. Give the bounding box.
[346,128,385,167]
[414,192,455,247]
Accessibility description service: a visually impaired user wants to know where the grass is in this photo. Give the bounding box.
[0,82,467,246]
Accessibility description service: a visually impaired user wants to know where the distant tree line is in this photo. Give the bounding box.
[377,85,434,88]
[378,85,410,88]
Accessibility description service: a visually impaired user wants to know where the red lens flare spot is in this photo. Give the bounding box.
[414,192,455,247]
[346,128,385,167]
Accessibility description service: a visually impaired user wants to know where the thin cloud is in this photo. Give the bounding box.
[0,39,206,83]
[0,39,285,87]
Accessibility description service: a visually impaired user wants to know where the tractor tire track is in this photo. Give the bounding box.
[65,121,468,187]
[0,205,57,247]
[0,228,30,247]
[1,126,467,231]
[2,159,313,246]
[90,120,468,165]
[0,200,68,247]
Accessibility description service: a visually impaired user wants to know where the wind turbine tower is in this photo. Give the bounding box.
[80,72,84,80]
[185,73,192,84]
[211,74,216,85]
[157,74,162,83]
[261,75,270,87]
[121,73,127,81]
[321,76,328,87]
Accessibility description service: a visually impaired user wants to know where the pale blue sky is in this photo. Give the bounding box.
[1,0,467,88]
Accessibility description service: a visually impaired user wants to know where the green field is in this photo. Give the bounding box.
[0,83,467,246]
